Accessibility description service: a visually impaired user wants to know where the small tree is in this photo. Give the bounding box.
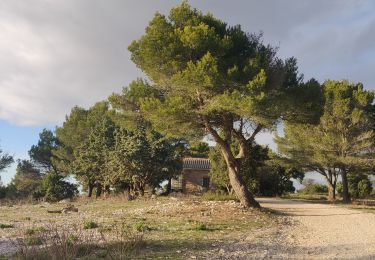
[55,101,112,177]
[73,117,116,197]
[11,160,43,198]
[124,2,321,207]
[107,126,182,196]
[40,172,78,202]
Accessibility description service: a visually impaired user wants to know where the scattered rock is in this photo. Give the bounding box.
[47,204,78,214]
[62,204,78,213]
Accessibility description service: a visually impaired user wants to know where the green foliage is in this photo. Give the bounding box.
[192,222,207,231]
[29,129,59,173]
[26,236,43,246]
[11,160,43,199]
[298,179,328,195]
[83,220,98,229]
[54,101,112,178]
[73,116,116,193]
[0,223,14,228]
[0,145,14,173]
[276,80,375,201]
[40,172,78,202]
[128,2,321,136]
[337,173,373,199]
[252,164,300,196]
[208,146,230,192]
[25,228,36,236]
[108,126,182,195]
[209,142,301,196]
[186,140,210,158]
[133,220,151,232]
[124,2,321,206]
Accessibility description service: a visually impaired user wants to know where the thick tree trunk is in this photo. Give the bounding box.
[341,171,351,203]
[222,151,260,208]
[205,121,260,208]
[227,164,260,208]
[88,183,94,198]
[327,183,336,201]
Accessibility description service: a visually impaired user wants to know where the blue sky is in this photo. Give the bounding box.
[1,0,375,184]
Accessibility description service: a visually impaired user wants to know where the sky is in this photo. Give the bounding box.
[1,0,375,184]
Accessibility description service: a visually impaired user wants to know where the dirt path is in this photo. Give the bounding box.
[258,198,375,259]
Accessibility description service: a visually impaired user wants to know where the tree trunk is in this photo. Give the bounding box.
[95,182,102,198]
[88,183,94,198]
[341,171,351,203]
[166,179,171,194]
[206,122,260,208]
[221,149,260,208]
[327,183,336,201]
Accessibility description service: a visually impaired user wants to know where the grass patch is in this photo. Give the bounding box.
[0,223,14,229]
[26,236,43,246]
[83,220,98,229]
[191,222,207,231]
[134,220,151,232]
[283,193,327,201]
[202,190,238,201]
[14,223,143,259]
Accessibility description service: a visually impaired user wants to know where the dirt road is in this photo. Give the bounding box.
[258,198,375,259]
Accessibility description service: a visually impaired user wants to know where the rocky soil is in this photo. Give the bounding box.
[1,197,375,259]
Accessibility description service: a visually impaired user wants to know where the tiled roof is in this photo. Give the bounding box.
[183,158,211,169]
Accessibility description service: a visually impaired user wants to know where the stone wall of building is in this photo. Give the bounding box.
[183,169,211,193]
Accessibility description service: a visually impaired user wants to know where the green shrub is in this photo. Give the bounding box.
[202,190,237,201]
[83,220,98,229]
[133,220,151,232]
[337,173,373,199]
[26,236,43,246]
[192,222,207,231]
[299,179,328,195]
[0,223,14,229]
[25,228,35,236]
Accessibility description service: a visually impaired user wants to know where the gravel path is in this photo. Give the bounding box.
[258,198,375,259]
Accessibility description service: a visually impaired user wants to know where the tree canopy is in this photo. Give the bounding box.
[0,146,14,174]
[276,80,375,202]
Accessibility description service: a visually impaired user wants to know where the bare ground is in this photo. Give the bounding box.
[254,198,375,260]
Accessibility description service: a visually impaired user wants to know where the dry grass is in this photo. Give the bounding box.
[0,196,275,258]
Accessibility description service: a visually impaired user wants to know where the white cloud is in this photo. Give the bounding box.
[1,0,375,126]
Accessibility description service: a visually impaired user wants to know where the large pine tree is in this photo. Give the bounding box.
[124,2,322,207]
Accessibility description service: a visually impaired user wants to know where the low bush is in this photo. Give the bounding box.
[83,220,99,229]
[133,220,151,232]
[298,180,328,195]
[192,222,207,231]
[0,223,14,229]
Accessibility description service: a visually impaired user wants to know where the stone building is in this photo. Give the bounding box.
[171,158,212,193]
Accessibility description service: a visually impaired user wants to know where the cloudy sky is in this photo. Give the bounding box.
[1,0,375,183]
